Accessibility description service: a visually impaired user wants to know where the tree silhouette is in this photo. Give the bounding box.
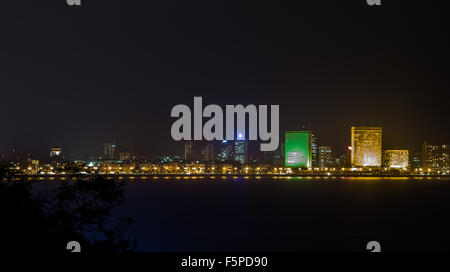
[0,166,136,253]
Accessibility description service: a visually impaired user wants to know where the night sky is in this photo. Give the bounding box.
[0,0,449,160]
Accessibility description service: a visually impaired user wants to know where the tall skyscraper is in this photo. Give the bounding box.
[103,142,116,160]
[422,141,450,171]
[383,150,409,169]
[311,134,319,167]
[317,145,332,168]
[234,140,248,164]
[218,140,233,162]
[285,131,312,168]
[351,127,382,167]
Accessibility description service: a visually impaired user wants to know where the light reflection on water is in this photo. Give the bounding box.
[9,175,450,183]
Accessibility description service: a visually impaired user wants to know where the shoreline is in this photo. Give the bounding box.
[4,173,450,180]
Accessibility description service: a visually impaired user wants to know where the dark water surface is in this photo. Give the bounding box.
[33,177,450,252]
[111,177,450,252]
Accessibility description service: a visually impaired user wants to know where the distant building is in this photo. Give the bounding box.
[317,145,333,168]
[311,134,319,167]
[119,152,135,161]
[234,140,248,164]
[49,146,64,163]
[218,140,233,162]
[351,126,382,167]
[383,150,409,169]
[30,160,39,172]
[272,139,285,166]
[336,148,351,168]
[184,141,193,161]
[184,141,202,162]
[50,147,63,157]
[103,142,116,160]
[201,143,215,162]
[285,131,312,168]
[9,142,20,162]
[411,151,422,169]
[422,141,450,172]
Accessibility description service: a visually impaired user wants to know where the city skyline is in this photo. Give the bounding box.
[1,1,449,161]
[2,125,449,176]
[1,123,447,162]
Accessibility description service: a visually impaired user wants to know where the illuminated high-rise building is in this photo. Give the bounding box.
[351,126,382,167]
[384,150,409,169]
[318,145,333,168]
[234,140,248,164]
[285,131,312,168]
[311,134,319,167]
[423,141,450,172]
[218,140,233,162]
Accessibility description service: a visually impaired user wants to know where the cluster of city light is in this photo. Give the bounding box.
[3,127,449,178]
[6,160,449,177]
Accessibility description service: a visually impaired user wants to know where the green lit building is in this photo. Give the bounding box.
[285,131,312,168]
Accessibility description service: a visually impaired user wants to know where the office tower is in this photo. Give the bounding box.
[50,147,62,157]
[423,141,450,171]
[103,142,116,160]
[318,145,332,168]
[383,150,409,169]
[184,141,193,161]
[311,134,319,167]
[218,140,233,161]
[234,140,248,164]
[285,131,312,168]
[351,127,382,167]
[201,143,215,162]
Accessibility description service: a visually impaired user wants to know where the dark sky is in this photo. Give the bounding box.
[0,0,449,160]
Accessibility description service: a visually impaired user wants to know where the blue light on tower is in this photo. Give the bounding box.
[238,133,243,139]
